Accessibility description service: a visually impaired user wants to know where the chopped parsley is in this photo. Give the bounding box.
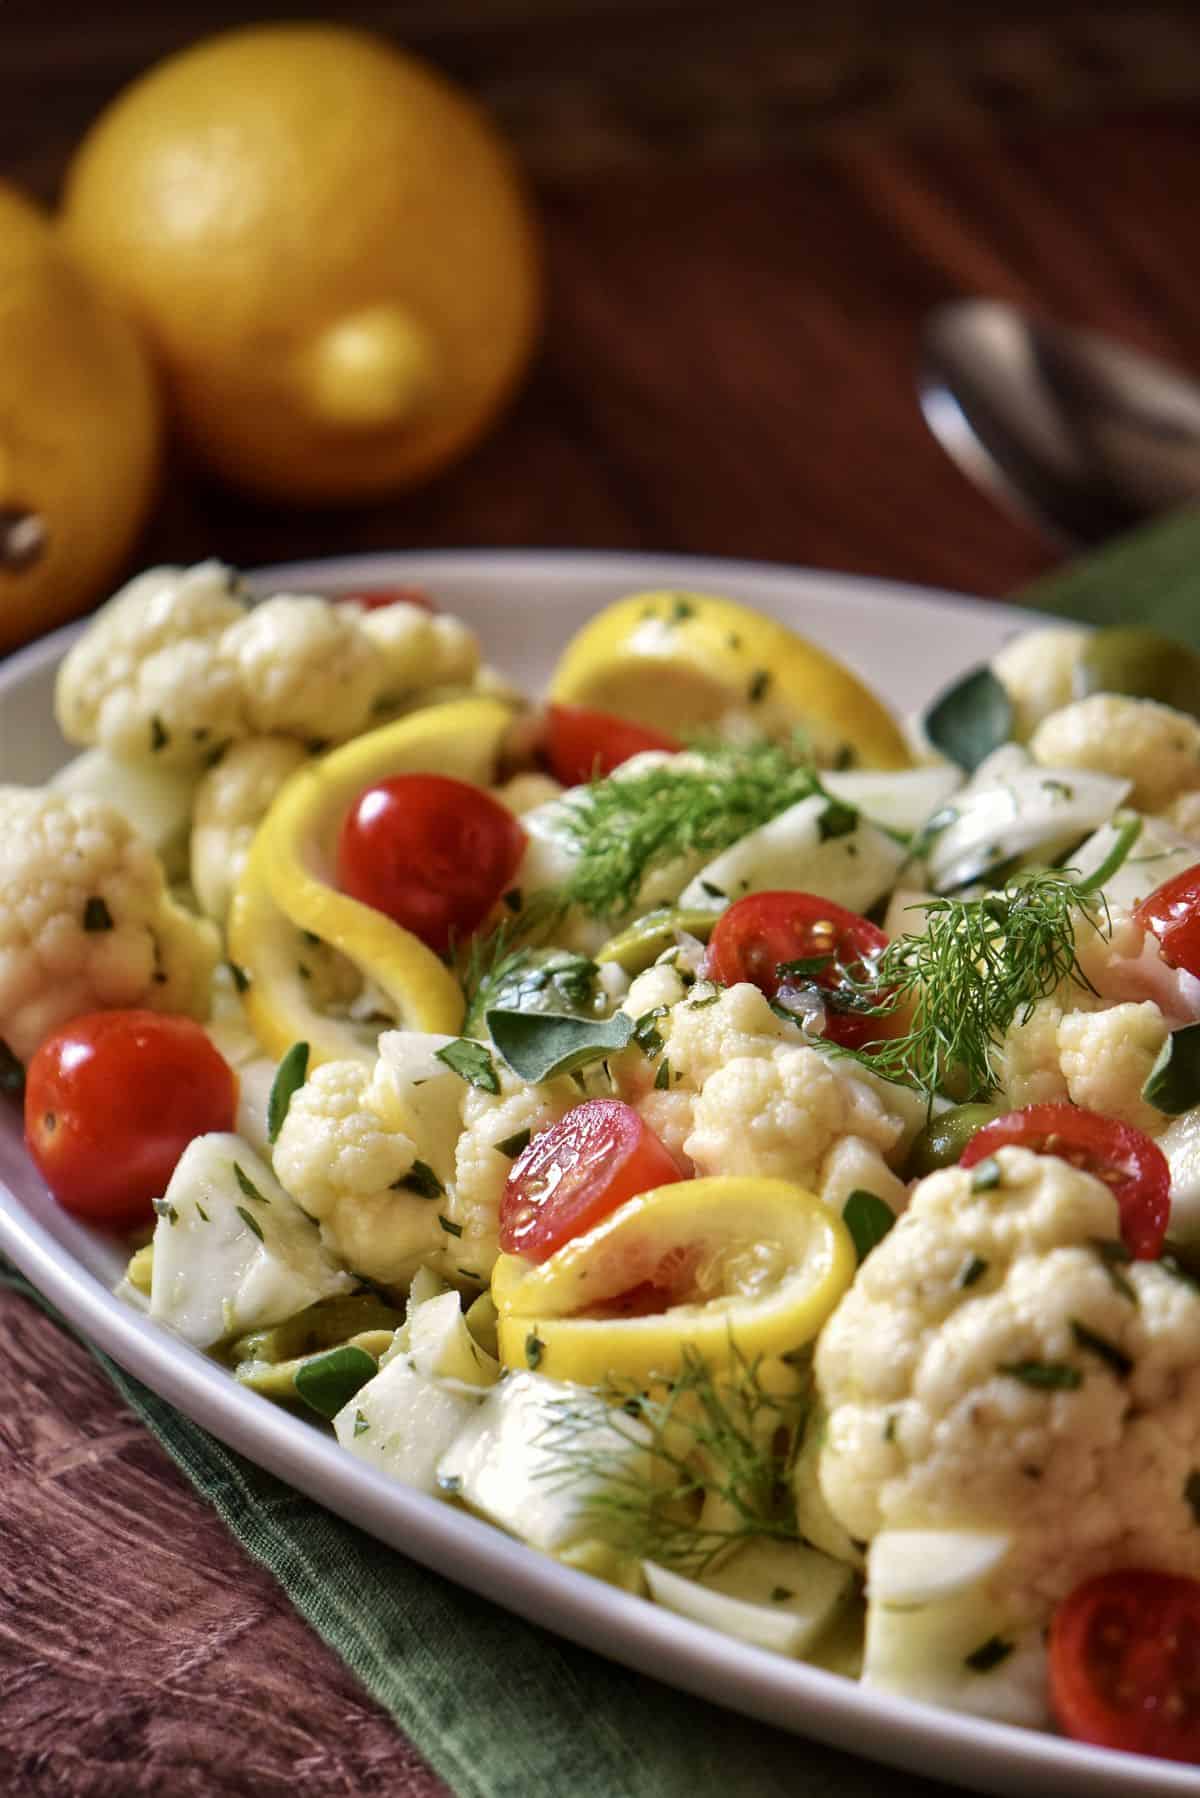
[964,1635,1014,1674]
[842,1190,896,1264]
[236,1204,265,1243]
[149,714,169,753]
[82,896,113,932]
[1070,1319,1133,1379]
[438,1215,464,1238]
[969,1158,1002,1192]
[267,1042,309,1144]
[233,1162,270,1205]
[998,1360,1081,1391]
[435,1038,500,1093]
[956,1255,989,1289]
[654,1057,672,1090]
[394,1159,444,1200]
[525,1332,545,1370]
[495,1127,532,1160]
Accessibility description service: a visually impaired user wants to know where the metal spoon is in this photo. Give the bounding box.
[919,298,1200,547]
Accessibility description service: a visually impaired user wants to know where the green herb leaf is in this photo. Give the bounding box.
[227,960,251,994]
[435,1038,500,1093]
[970,1157,1002,1192]
[151,1197,178,1225]
[632,1007,668,1057]
[267,1041,309,1143]
[998,1360,1081,1391]
[236,1204,265,1243]
[233,1162,270,1205]
[923,666,1014,774]
[525,1332,545,1370]
[486,1008,633,1084]
[654,1056,672,1090]
[817,799,858,842]
[842,1190,896,1263]
[956,1254,989,1289]
[82,896,113,932]
[964,1635,1015,1674]
[1070,1318,1133,1378]
[353,1408,370,1437]
[438,1214,463,1238]
[149,714,169,753]
[769,1586,794,1603]
[293,1345,377,1420]
[394,1159,444,1200]
[776,955,834,981]
[495,1127,532,1160]
[0,1040,24,1098]
[1142,1021,1200,1115]
[1091,1238,1138,1304]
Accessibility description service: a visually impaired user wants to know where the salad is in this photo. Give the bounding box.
[7,561,1200,1765]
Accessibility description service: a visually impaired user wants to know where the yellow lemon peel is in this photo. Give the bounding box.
[492,1176,855,1384]
[549,589,911,770]
[228,698,515,1064]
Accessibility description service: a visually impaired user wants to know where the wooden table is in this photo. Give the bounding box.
[6,6,1200,1791]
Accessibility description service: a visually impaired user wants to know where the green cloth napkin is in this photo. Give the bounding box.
[10,515,1200,1797]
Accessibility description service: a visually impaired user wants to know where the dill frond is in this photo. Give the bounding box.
[561,739,820,918]
[844,867,1112,1103]
[457,889,565,1015]
[533,1343,808,1575]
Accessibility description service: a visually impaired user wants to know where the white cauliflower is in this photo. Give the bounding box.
[1160,789,1200,842]
[359,602,480,697]
[815,1146,1200,1631]
[684,1045,903,1187]
[219,594,384,745]
[443,1070,576,1280]
[272,1055,445,1283]
[1030,694,1200,812]
[189,736,310,922]
[994,992,1171,1133]
[818,1135,909,1218]
[1056,1001,1171,1134]
[0,786,219,1061]
[55,561,249,770]
[989,627,1088,741]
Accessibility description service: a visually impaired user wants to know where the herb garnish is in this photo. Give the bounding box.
[486,1009,633,1084]
[394,1159,444,1200]
[533,1343,807,1574]
[293,1345,376,1420]
[267,1041,309,1144]
[435,1039,500,1093]
[964,1635,1015,1674]
[560,738,821,918]
[842,1190,896,1263]
[83,896,113,932]
[1070,1319,1133,1379]
[495,1127,532,1160]
[236,1204,265,1243]
[233,1162,270,1205]
[998,1360,1081,1391]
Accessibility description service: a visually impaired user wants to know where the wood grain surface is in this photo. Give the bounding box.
[6,5,1200,1793]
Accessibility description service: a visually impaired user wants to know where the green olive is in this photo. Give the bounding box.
[594,905,722,974]
[906,1103,1004,1179]
[1075,629,1200,720]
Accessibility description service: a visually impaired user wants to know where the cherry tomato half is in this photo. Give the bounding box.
[1049,1568,1200,1761]
[1135,862,1200,979]
[703,890,893,1051]
[499,1098,684,1262]
[334,585,437,613]
[24,1010,237,1230]
[545,703,680,787]
[336,773,526,957]
[959,1102,1170,1261]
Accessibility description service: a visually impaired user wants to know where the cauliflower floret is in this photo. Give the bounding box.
[443,1072,576,1281]
[1030,694,1200,812]
[685,1046,903,1187]
[992,996,1073,1110]
[55,561,249,770]
[815,1146,1200,1630]
[271,1058,447,1282]
[1160,790,1200,842]
[1057,1001,1171,1134]
[990,626,1089,742]
[220,594,384,745]
[189,735,310,922]
[0,786,219,1061]
[818,1135,909,1217]
[359,602,480,697]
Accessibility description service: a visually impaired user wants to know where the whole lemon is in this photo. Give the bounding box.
[61,24,542,504]
[0,183,159,654]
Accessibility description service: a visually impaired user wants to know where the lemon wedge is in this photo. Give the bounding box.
[491,1176,855,1384]
[548,590,912,770]
[227,697,514,1064]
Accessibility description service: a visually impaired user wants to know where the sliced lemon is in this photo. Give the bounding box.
[548,590,911,770]
[227,697,514,1064]
[491,1176,854,1384]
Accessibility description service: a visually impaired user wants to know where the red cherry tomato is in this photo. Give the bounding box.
[545,703,680,787]
[959,1102,1170,1261]
[336,773,526,957]
[24,1010,237,1230]
[703,890,893,1051]
[334,585,437,613]
[1049,1569,1200,1761]
[499,1098,684,1262]
[1135,862,1200,978]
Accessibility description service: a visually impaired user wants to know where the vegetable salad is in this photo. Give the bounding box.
[9,561,1200,1764]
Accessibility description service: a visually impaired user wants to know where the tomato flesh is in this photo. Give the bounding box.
[336,773,526,956]
[499,1098,684,1262]
[959,1102,1170,1260]
[24,1010,237,1230]
[545,703,680,787]
[1050,1569,1200,1761]
[334,585,437,613]
[703,890,893,1050]
[1135,863,1200,979]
